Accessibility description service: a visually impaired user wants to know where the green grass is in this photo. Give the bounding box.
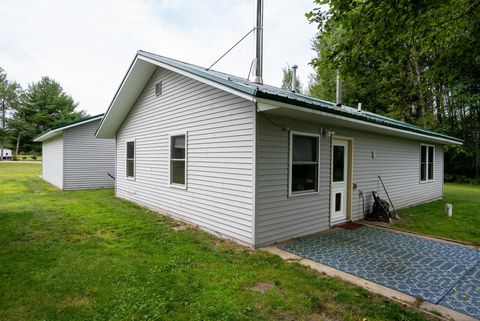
[395,183,480,246]
[0,163,433,321]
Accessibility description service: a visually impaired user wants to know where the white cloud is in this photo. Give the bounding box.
[0,0,318,115]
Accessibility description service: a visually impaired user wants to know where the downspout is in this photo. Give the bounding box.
[251,87,259,248]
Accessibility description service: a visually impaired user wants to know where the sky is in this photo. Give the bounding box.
[1,0,319,115]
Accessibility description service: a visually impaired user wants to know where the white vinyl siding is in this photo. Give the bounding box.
[41,135,64,189]
[63,119,115,190]
[256,116,330,246]
[255,114,444,246]
[115,67,255,245]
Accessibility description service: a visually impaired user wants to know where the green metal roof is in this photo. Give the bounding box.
[50,113,105,131]
[34,113,104,142]
[138,50,462,144]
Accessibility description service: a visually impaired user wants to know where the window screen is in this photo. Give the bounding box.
[427,146,434,180]
[420,145,434,182]
[291,134,319,194]
[170,134,186,185]
[420,145,427,182]
[126,141,135,178]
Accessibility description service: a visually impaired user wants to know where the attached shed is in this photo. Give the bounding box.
[34,114,115,190]
[96,51,463,247]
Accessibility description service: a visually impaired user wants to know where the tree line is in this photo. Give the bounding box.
[0,68,85,159]
[302,0,479,182]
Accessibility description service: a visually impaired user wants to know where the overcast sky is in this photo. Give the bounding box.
[1,0,318,115]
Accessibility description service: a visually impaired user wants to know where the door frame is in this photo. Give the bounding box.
[330,135,354,226]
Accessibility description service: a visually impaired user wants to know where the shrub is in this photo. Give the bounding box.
[444,174,480,185]
[31,156,37,160]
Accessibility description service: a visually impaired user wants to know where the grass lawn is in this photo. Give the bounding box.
[395,183,480,246]
[0,162,434,321]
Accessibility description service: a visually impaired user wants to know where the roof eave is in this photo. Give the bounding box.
[33,130,63,142]
[256,95,463,145]
[34,115,104,142]
[95,52,257,138]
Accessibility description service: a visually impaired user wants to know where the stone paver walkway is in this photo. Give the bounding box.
[280,226,480,319]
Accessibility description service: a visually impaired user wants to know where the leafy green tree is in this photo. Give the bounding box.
[281,64,304,94]
[8,104,32,157]
[307,0,480,179]
[0,68,21,160]
[18,76,85,153]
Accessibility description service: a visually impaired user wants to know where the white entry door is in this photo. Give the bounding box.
[331,139,349,224]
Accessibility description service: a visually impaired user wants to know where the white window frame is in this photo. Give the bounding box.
[126,140,136,180]
[420,144,435,183]
[168,131,188,189]
[288,131,321,197]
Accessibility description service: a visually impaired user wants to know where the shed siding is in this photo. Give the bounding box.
[41,135,64,189]
[115,67,255,245]
[63,119,116,190]
[255,115,444,246]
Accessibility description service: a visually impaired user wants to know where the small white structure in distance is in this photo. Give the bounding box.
[34,114,115,190]
[1,149,12,159]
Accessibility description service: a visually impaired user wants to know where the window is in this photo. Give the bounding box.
[289,132,319,195]
[420,144,435,182]
[332,145,345,182]
[126,141,135,178]
[170,133,187,187]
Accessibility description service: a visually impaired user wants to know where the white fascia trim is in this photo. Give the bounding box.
[95,56,146,138]
[257,99,462,145]
[34,116,103,142]
[96,55,256,138]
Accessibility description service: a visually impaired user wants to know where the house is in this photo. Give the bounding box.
[1,148,12,159]
[95,50,462,248]
[34,114,115,190]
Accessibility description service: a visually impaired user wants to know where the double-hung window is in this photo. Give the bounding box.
[126,141,135,178]
[420,144,435,182]
[289,132,320,196]
[170,133,187,187]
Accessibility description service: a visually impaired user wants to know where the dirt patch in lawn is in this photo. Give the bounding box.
[250,281,274,293]
[58,296,92,309]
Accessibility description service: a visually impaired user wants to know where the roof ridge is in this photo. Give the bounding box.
[102,50,462,144]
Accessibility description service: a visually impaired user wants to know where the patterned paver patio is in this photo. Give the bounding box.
[280,226,480,319]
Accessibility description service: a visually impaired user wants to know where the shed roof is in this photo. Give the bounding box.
[34,114,104,142]
[96,50,462,145]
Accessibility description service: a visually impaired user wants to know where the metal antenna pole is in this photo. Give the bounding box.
[254,0,264,84]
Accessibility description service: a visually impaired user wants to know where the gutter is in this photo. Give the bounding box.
[254,91,463,145]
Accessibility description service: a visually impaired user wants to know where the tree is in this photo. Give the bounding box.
[307,0,480,179]
[8,104,31,158]
[281,64,304,94]
[18,76,85,153]
[0,68,21,160]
